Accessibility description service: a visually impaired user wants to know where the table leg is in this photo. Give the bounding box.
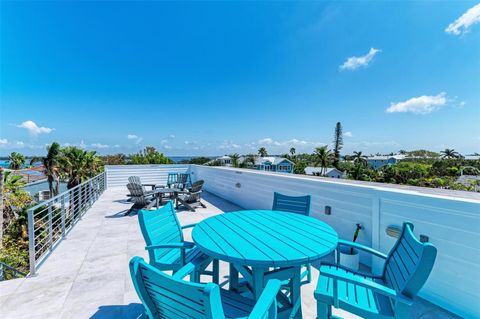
[290,267,303,319]
[229,263,239,291]
[252,267,267,300]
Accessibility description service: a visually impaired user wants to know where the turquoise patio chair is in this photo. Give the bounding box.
[167,172,192,190]
[272,192,311,216]
[315,222,437,319]
[130,256,281,319]
[272,192,312,284]
[138,201,218,283]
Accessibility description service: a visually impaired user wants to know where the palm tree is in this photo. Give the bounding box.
[230,153,240,168]
[441,148,460,159]
[258,147,268,157]
[30,142,62,196]
[8,152,26,171]
[59,147,101,189]
[332,122,343,168]
[290,147,296,157]
[314,146,333,176]
[59,147,102,218]
[352,151,367,166]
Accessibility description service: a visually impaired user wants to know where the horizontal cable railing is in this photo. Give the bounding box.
[0,261,27,281]
[27,171,107,276]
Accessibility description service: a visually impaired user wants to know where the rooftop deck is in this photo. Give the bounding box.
[0,186,462,319]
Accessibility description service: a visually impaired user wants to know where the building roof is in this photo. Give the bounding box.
[255,156,294,166]
[305,167,344,175]
[367,155,405,161]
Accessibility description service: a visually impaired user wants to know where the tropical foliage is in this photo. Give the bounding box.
[258,147,268,157]
[30,142,62,196]
[130,147,173,165]
[8,152,26,170]
[59,147,103,189]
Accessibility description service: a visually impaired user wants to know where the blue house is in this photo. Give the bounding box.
[367,155,405,169]
[254,157,295,173]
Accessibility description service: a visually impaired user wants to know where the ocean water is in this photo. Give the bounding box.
[0,159,38,169]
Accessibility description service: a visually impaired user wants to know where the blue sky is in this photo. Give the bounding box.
[1,1,479,156]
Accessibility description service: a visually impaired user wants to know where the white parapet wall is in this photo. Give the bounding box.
[191,165,480,319]
[105,164,190,187]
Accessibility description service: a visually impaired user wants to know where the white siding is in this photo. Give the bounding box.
[105,165,190,187]
[190,165,480,319]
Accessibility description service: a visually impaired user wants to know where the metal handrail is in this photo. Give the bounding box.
[27,171,107,276]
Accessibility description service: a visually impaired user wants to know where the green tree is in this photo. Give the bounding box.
[30,142,62,196]
[258,147,268,157]
[102,153,126,165]
[230,153,240,168]
[332,122,343,168]
[294,161,307,174]
[130,147,173,165]
[59,147,102,189]
[240,154,256,168]
[314,146,333,176]
[441,148,460,159]
[8,152,25,171]
[290,147,296,157]
[352,151,367,166]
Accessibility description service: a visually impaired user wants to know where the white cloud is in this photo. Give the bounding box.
[340,48,381,71]
[445,4,480,35]
[258,137,315,147]
[91,143,110,149]
[219,141,241,150]
[127,134,143,144]
[386,92,447,114]
[16,120,54,135]
[344,131,353,137]
[169,134,175,139]
[0,138,8,145]
[16,141,25,148]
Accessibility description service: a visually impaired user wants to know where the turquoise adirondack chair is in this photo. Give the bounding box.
[138,201,218,282]
[130,256,282,319]
[315,222,437,319]
[272,192,312,284]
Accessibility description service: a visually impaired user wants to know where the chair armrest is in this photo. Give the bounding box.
[321,262,383,279]
[145,242,195,250]
[248,279,281,319]
[172,262,197,280]
[181,223,197,229]
[337,239,388,259]
[320,266,413,305]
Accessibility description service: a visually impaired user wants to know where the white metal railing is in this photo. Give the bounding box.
[27,172,107,276]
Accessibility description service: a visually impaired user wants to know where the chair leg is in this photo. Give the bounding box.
[316,301,331,319]
[212,259,219,284]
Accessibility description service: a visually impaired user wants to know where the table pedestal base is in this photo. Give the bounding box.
[229,264,303,319]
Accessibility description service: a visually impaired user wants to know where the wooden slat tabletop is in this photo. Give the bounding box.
[192,210,338,267]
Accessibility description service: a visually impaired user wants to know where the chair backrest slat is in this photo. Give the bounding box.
[383,222,437,298]
[138,202,183,262]
[130,257,224,319]
[272,192,311,216]
[127,183,149,206]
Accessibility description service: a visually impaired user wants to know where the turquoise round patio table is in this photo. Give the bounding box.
[192,210,338,319]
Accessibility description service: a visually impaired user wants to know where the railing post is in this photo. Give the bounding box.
[79,183,83,219]
[61,195,66,238]
[48,204,53,251]
[27,208,36,276]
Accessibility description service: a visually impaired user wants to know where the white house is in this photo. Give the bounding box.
[367,155,405,169]
[305,166,346,179]
[206,155,233,167]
